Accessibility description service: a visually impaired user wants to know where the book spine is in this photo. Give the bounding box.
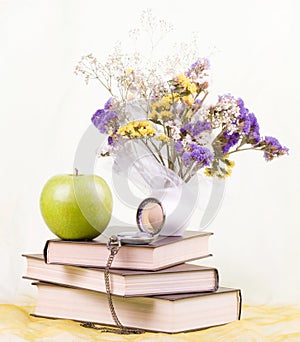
[237,289,242,320]
[214,269,219,292]
[43,240,50,263]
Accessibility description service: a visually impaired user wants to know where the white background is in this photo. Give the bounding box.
[0,0,299,306]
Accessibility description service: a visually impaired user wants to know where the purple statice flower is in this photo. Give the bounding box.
[181,120,211,137]
[189,143,214,167]
[236,98,260,143]
[180,123,192,134]
[176,141,214,169]
[185,58,210,89]
[237,98,249,117]
[237,98,251,134]
[91,99,119,134]
[185,58,210,77]
[91,109,118,133]
[222,131,240,154]
[175,141,184,153]
[182,151,192,166]
[107,136,114,145]
[240,115,251,135]
[248,113,260,144]
[104,98,113,110]
[262,136,289,161]
[194,121,211,135]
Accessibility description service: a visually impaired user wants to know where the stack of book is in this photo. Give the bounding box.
[23,228,241,333]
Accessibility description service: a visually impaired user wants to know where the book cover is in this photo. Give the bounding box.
[33,282,242,333]
[43,228,213,270]
[23,254,219,296]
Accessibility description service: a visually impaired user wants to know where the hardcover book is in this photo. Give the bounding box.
[23,254,219,296]
[33,282,241,333]
[43,228,212,270]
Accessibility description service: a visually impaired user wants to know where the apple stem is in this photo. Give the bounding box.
[75,168,79,176]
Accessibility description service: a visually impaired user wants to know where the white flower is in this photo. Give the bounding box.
[166,120,182,140]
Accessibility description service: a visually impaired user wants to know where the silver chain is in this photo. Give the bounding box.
[81,235,145,334]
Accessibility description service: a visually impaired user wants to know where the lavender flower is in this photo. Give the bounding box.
[262,136,289,161]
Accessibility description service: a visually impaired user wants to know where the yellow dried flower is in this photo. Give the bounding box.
[152,98,170,111]
[149,111,159,120]
[156,134,169,143]
[160,110,173,119]
[225,159,235,168]
[176,73,189,87]
[163,93,180,103]
[125,68,134,75]
[116,120,156,138]
[150,98,174,121]
[175,73,197,93]
[204,168,212,177]
[182,95,194,106]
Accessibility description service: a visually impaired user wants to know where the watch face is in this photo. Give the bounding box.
[117,231,157,245]
[136,197,165,235]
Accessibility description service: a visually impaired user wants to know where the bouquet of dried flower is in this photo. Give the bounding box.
[75,11,288,185]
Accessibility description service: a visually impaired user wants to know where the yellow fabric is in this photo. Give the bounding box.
[0,304,300,341]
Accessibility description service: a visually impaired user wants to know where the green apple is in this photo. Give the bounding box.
[40,172,113,240]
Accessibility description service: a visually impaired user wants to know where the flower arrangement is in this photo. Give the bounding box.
[75,13,288,184]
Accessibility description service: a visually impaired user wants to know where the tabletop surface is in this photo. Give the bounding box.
[0,304,299,341]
